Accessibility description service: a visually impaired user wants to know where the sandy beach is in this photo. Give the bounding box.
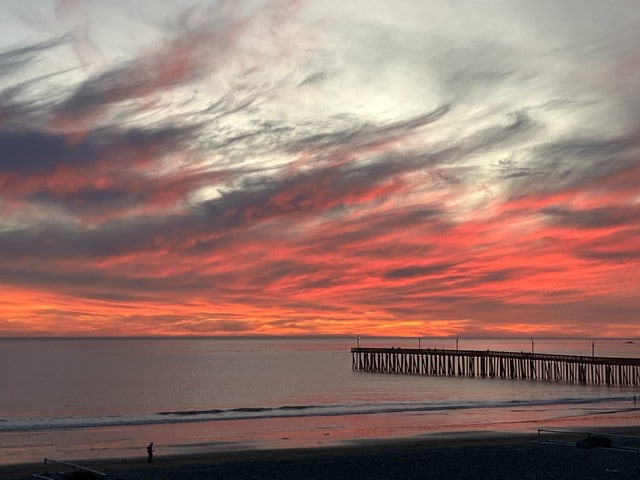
[3,429,640,480]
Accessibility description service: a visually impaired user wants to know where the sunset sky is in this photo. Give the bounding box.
[1,0,639,337]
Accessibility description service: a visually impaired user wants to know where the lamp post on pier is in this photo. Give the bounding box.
[592,340,596,358]
[418,337,421,349]
[530,338,535,354]
[456,336,459,352]
[357,336,360,348]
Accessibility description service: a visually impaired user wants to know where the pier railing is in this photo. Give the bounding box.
[351,347,640,386]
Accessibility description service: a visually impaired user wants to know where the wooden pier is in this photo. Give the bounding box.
[351,347,640,387]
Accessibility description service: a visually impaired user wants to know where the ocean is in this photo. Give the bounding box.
[1,336,639,467]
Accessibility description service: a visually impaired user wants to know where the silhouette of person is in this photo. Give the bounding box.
[147,442,154,463]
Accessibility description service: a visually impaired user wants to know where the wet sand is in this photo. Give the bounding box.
[3,430,640,480]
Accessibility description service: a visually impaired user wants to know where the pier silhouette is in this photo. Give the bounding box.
[351,347,640,386]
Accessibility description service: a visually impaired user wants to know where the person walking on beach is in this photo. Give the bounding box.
[147,442,154,463]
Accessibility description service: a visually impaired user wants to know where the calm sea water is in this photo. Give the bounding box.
[1,336,639,467]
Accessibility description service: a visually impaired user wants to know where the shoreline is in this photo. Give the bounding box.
[3,427,640,480]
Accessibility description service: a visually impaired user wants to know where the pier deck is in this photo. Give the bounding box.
[351,347,640,386]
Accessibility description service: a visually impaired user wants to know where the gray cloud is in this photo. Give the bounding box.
[542,205,640,230]
[285,105,451,155]
[28,187,137,214]
[384,263,459,280]
[0,37,67,77]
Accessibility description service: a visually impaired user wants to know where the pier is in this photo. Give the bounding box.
[351,347,640,386]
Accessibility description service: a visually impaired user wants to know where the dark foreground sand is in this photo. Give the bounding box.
[3,432,640,480]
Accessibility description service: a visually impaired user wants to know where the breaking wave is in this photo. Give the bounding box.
[0,395,632,433]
